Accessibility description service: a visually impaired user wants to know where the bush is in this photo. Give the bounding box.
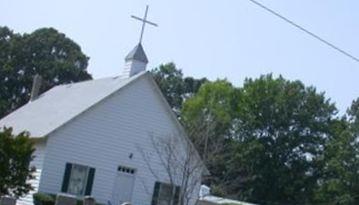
[0,128,35,197]
[33,193,55,205]
[33,192,104,205]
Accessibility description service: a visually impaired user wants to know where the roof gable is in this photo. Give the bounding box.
[0,72,147,137]
[0,71,209,174]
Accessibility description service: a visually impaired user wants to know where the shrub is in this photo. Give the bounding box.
[0,128,35,197]
[33,192,104,205]
[33,192,55,205]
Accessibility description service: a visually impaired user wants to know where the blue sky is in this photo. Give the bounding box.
[1,0,359,113]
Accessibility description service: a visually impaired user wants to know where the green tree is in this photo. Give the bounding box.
[181,80,238,193]
[151,63,207,115]
[182,80,237,158]
[314,99,359,204]
[228,74,337,204]
[0,26,91,118]
[0,127,35,197]
[182,74,338,204]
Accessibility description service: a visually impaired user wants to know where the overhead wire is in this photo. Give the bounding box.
[247,0,359,63]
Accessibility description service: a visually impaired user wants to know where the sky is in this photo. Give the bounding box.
[1,0,359,113]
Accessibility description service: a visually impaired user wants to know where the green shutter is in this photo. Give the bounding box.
[85,168,96,196]
[151,182,161,205]
[61,163,72,192]
[173,186,181,205]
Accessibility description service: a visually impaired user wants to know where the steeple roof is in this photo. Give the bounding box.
[125,43,149,63]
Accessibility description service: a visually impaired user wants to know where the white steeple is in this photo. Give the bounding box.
[122,5,157,78]
[122,43,148,77]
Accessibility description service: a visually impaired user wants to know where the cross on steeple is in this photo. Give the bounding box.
[131,5,158,44]
[122,5,157,78]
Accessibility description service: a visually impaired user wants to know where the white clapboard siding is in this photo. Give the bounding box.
[17,141,46,205]
[38,75,202,205]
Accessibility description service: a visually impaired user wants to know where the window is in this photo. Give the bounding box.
[61,163,96,196]
[68,164,88,195]
[151,182,181,205]
[118,166,136,174]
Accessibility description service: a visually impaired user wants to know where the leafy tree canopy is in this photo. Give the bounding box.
[181,74,339,205]
[0,26,92,118]
[229,74,337,204]
[313,98,359,205]
[0,127,35,198]
[181,79,237,165]
[181,80,239,195]
[151,63,207,115]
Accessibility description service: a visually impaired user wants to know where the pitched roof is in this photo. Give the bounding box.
[125,43,149,63]
[0,71,147,138]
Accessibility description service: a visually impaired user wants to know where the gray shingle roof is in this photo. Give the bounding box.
[125,43,149,63]
[0,71,147,138]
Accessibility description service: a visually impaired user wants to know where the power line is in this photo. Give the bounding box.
[247,0,359,63]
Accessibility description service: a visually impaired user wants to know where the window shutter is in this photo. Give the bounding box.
[173,186,181,205]
[61,163,72,192]
[151,182,161,205]
[85,168,96,196]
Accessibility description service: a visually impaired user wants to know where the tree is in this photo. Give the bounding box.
[0,127,35,198]
[181,80,237,156]
[314,99,359,204]
[181,80,238,195]
[151,63,207,115]
[227,74,337,204]
[181,74,338,204]
[0,26,92,118]
[137,133,205,205]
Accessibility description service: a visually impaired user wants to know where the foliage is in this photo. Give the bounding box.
[33,192,104,205]
[210,184,227,197]
[228,74,337,204]
[0,26,92,118]
[0,127,35,197]
[313,98,359,204]
[181,74,340,204]
[33,192,55,205]
[151,63,207,115]
[181,80,238,189]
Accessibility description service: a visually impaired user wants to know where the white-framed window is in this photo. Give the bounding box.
[68,164,89,195]
[151,182,181,205]
[61,163,96,196]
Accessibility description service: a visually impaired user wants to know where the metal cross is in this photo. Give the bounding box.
[131,5,158,44]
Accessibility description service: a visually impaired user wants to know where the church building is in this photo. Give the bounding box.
[0,7,207,205]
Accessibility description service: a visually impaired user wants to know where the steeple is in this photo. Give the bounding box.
[122,43,149,77]
[125,43,148,63]
[122,5,157,78]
